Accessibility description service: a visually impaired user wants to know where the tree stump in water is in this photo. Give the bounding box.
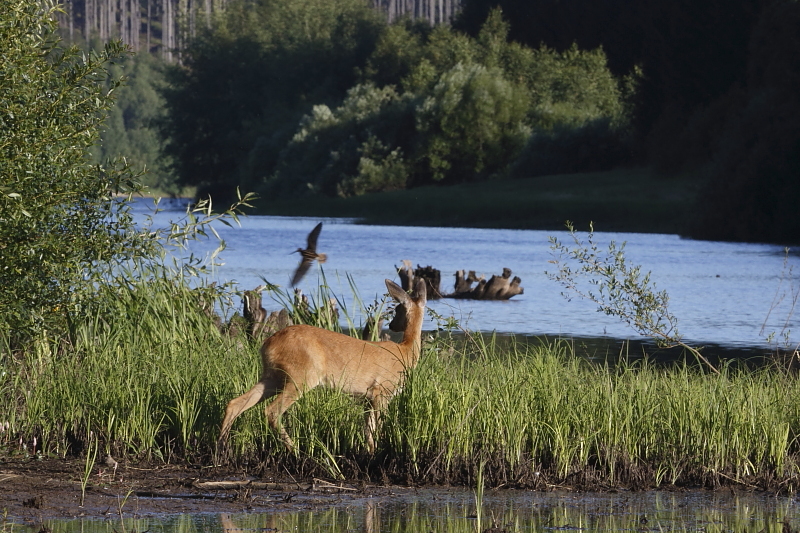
[243,289,293,340]
[398,261,523,300]
[396,260,444,299]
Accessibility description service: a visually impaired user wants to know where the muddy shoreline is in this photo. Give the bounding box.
[0,456,414,523]
[7,455,800,533]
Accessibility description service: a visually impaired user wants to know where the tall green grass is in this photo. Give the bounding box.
[2,278,799,490]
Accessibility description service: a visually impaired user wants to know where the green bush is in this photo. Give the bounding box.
[526,44,625,130]
[93,53,181,196]
[413,62,531,183]
[0,0,151,339]
[510,118,631,178]
[269,83,414,197]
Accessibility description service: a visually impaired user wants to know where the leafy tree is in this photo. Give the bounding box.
[0,0,150,336]
[525,44,625,130]
[270,83,413,197]
[689,0,800,244]
[413,62,531,184]
[0,0,254,343]
[360,20,430,90]
[94,52,180,196]
[160,0,384,204]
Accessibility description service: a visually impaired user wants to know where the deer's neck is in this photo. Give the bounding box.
[399,316,424,365]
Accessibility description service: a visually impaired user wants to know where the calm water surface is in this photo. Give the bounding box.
[13,488,800,532]
[139,200,800,350]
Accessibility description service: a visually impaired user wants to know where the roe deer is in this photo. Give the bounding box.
[218,278,427,454]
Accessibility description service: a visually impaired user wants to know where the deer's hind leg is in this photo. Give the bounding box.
[219,371,283,442]
[262,373,305,452]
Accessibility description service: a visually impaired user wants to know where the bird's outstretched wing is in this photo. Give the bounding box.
[291,258,313,286]
[306,222,323,252]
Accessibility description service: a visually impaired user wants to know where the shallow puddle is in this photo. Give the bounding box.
[7,488,800,533]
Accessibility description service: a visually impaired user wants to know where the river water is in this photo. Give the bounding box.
[139,199,800,351]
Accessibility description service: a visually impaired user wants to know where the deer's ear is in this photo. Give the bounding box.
[412,278,427,303]
[385,279,411,305]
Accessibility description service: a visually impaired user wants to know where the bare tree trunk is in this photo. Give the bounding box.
[133,0,140,49]
[97,0,103,42]
[164,0,173,62]
[146,0,151,52]
[120,0,127,44]
[85,0,93,43]
[104,0,111,41]
[66,0,74,40]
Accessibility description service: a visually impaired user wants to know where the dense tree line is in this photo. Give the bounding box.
[75,0,800,243]
[53,0,462,60]
[160,0,629,204]
[455,0,800,243]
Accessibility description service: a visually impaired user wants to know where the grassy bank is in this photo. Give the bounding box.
[257,167,702,235]
[2,278,799,491]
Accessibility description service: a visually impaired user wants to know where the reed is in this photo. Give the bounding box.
[2,279,800,490]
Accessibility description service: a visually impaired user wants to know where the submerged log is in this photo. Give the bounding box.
[397,260,415,292]
[415,265,443,299]
[291,288,339,327]
[481,267,524,300]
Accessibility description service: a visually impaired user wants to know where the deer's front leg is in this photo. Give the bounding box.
[365,388,391,455]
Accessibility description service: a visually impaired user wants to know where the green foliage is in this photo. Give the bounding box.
[93,53,181,196]
[547,222,679,343]
[0,0,256,343]
[270,83,413,197]
[510,118,631,179]
[0,0,150,338]
[525,44,626,130]
[547,222,718,373]
[413,62,531,183]
[161,4,631,201]
[160,0,384,204]
[360,19,430,89]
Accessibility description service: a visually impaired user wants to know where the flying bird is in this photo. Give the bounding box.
[290,222,327,286]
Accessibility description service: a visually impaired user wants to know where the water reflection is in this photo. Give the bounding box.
[14,489,800,533]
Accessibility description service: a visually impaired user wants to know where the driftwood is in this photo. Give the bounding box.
[398,261,523,300]
[196,479,358,492]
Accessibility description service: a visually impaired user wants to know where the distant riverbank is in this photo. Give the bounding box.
[254,167,702,235]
